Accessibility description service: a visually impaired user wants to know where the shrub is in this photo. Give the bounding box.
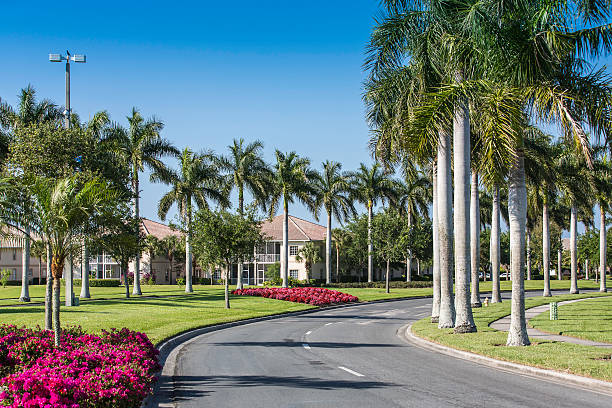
[0,270,10,288]
[60,279,121,287]
[232,287,359,306]
[323,281,433,289]
[0,325,160,408]
[176,277,185,286]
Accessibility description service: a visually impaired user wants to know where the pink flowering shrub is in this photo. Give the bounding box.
[0,325,160,408]
[231,287,359,306]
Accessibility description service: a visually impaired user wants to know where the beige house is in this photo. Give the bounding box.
[216,214,327,285]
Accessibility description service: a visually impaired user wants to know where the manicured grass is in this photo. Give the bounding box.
[0,286,314,345]
[530,296,612,344]
[331,287,433,301]
[411,292,612,381]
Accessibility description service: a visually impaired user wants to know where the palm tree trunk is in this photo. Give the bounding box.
[367,201,373,283]
[542,201,551,297]
[506,152,530,346]
[470,172,481,307]
[326,212,332,284]
[385,258,390,294]
[123,263,130,298]
[438,130,455,329]
[51,257,64,347]
[282,200,289,288]
[558,248,562,281]
[19,230,31,302]
[406,210,412,282]
[185,196,194,293]
[45,243,53,330]
[570,203,579,294]
[600,203,607,292]
[336,245,340,282]
[417,259,420,275]
[132,171,142,296]
[225,262,230,309]
[585,259,589,280]
[65,255,74,307]
[431,161,440,323]
[80,242,90,298]
[453,99,476,333]
[526,228,531,281]
[491,185,502,303]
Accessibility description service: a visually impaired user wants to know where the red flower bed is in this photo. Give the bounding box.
[231,287,359,306]
[0,325,160,408]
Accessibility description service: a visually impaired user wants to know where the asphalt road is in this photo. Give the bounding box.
[151,291,612,408]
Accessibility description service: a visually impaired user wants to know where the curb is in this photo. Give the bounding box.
[399,323,612,397]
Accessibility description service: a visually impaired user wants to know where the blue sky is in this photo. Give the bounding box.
[0,1,381,225]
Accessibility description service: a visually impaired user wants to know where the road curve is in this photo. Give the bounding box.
[150,292,612,408]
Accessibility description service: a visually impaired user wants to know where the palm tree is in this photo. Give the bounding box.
[0,85,62,303]
[269,151,317,288]
[332,228,350,282]
[103,108,176,295]
[151,148,229,293]
[348,163,397,283]
[313,161,355,284]
[24,175,118,346]
[159,235,183,285]
[218,138,272,289]
[144,235,162,278]
[295,242,322,283]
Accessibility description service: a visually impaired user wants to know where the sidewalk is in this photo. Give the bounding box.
[490,298,612,348]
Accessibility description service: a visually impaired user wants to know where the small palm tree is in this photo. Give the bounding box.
[269,151,317,288]
[218,138,273,289]
[295,242,322,284]
[151,148,229,293]
[313,161,355,284]
[103,108,177,295]
[30,239,46,284]
[347,163,397,283]
[332,228,350,282]
[144,235,162,278]
[159,235,183,285]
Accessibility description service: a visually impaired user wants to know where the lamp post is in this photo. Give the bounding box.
[49,51,86,129]
[49,51,86,306]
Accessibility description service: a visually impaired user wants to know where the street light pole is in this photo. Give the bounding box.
[49,51,86,129]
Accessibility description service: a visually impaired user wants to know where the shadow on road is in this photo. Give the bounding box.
[208,341,401,348]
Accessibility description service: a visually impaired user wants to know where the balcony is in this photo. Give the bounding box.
[255,254,280,263]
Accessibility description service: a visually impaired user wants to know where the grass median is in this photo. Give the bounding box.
[530,296,612,344]
[411,292,612,381]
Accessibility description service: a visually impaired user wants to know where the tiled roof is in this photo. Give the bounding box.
[141,218,182,240]
[260,214,327,242]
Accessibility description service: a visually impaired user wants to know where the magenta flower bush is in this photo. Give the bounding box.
[0,325,160,408]
[231,287,359,306]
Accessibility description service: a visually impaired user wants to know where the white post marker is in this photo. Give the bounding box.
[338,366,364,377]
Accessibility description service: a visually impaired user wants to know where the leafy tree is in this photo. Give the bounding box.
[152,148,229,293]
[372,209,406,293]
[192,208,263,308]
[332,228,351,281]
[103,108,177,295]
[295,242,323,283]
[268,151,317,288]
[158,235,185,285]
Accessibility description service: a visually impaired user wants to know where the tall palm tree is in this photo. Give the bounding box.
[103,108,176,295]
[0,85,62,303]
[332,228,350,282]
[313,161,355,284]
[348,163,397,283]
[151,148,229,293]
[295,242,322,283]
[269,151,317,288]
[159,235,183,285]
[218,138,272,289]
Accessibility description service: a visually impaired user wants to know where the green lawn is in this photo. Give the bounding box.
[530,296,612,344]
[411,292,612,381]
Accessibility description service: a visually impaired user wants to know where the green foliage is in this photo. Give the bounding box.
[295,242,323,282]
[60,279,121,288]
[372,208,406,264]
[176,277,185,287]
[264,262,281,285]
[93,215,143,276]
[325,281,432,289]
[0,269,10,287]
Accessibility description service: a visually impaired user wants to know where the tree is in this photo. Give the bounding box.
[144,235,162,278]
[14,174,119,346]
[372,208,406,293]
[312,161,355,284]
[295,242,323,283]
[30,239,46,283]
[192,209,263,308]
[158,235,184,285]
[218,138,272,289]
[103,108,176,295]
[152,148,229,293]
[332,228,351,282]
[269,151,317,288]
[348,163,397,283]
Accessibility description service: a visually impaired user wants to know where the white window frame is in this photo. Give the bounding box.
[289,270,299,279]
[289,245,299,256]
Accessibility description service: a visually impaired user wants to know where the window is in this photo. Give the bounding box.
[213,270,221,280]
[12,249,17,261]
[290,270,299,279]
[289,246,299,256]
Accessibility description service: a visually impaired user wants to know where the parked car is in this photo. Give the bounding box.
[478,272,491,280]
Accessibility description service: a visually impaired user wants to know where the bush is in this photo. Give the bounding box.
[324,281,433,289]
[232,287,359,305]
[0,325,160,408]
[176,277,185,286]
[60,279,121,287]
[0,270,10,288]
[195,277,212,285]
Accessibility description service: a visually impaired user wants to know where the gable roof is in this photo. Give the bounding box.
[260,214,327,242]
[141,218,182,240]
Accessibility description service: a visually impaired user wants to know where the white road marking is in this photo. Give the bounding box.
[302,343,311,350]
[305,330,312,335]
[325,322,333,326]
[356,320,376,325]
[338,366,364,377]
[414,305,429,309]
